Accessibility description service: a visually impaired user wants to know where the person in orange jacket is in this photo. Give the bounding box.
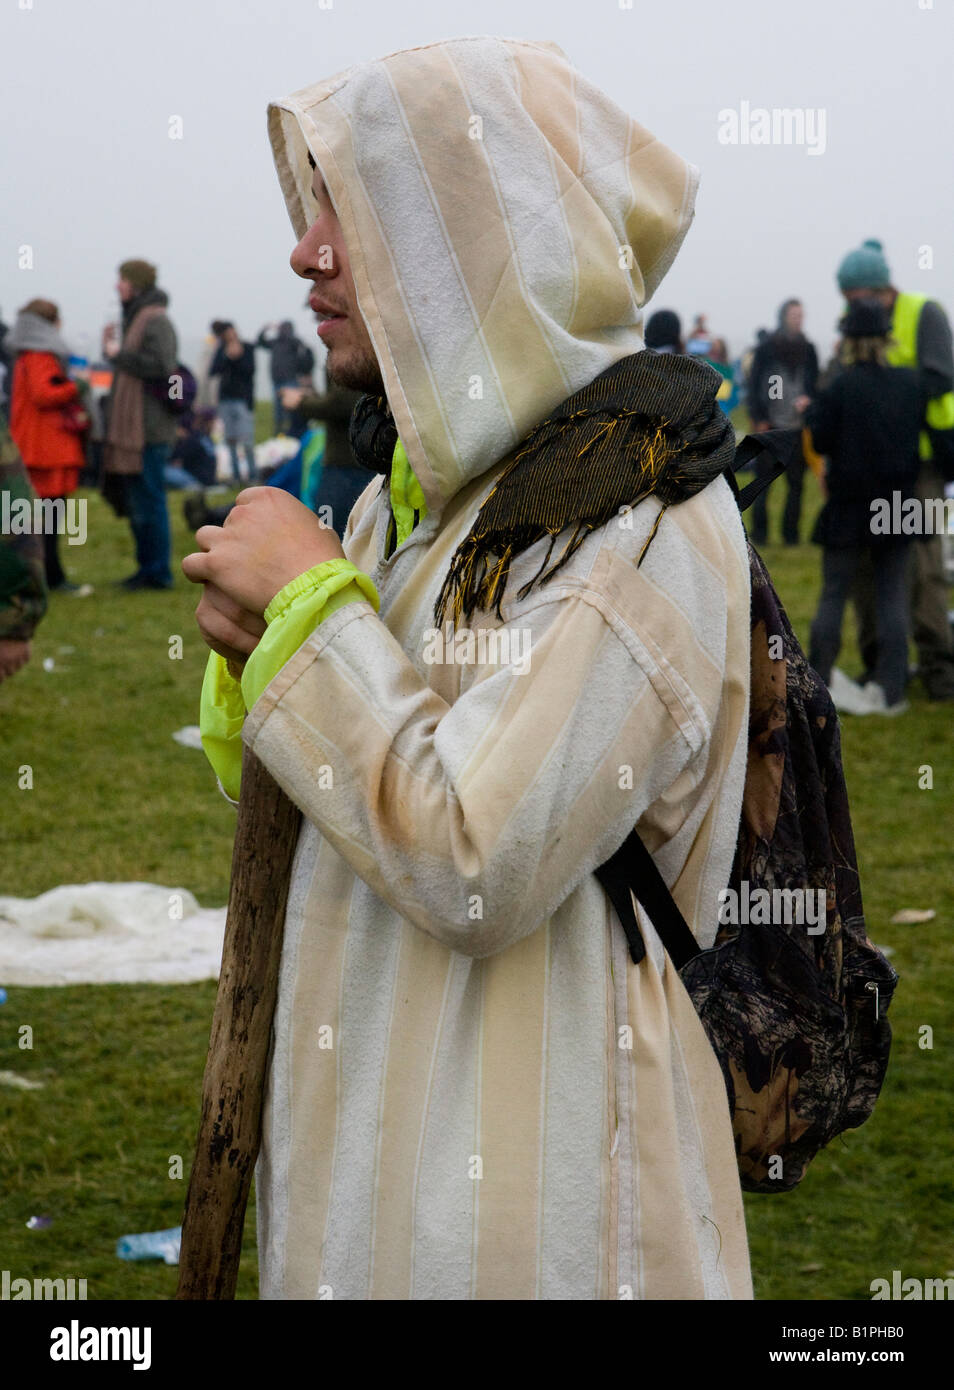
[7,299,87,592]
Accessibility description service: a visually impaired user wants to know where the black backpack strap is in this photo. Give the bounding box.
[730,429,800,512]
[595,827,701,969]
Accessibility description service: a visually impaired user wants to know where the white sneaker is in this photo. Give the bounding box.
[862,682,908,716]
[829,667,873,715]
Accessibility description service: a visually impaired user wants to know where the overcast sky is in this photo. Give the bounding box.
[3,0,951,389]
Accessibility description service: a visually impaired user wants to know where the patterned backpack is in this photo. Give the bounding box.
[597,437,898,1192]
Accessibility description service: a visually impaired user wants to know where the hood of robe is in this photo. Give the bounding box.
[268,36,698,514]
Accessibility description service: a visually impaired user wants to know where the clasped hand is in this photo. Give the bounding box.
[182,487,344,666]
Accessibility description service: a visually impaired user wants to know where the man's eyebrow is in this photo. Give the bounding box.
[307,150,316,171]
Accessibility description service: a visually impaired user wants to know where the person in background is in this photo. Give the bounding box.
[704,337,737,415]
[683,318,736,413]
[644,309,684,355]
[0,306,11,418]
[0,416,47,682]
[209,323,257,482]
[737,329,769,411]
[194,325,223,410]
[6,299,89,593]
[183,383,370,540]
[837,238,954,701]
[257,320,313,432]
[746,299,819,545]
[102,259,178,590]
[807,299,921,715]
[166,408,218,490]
[685,314,712,356]
[279,380,369,529]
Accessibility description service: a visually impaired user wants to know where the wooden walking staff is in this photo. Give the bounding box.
[176,746,301,1299]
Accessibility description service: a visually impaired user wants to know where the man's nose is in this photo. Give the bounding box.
[291,224,336,279]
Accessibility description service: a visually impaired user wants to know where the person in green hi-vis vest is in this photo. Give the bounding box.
[836,239,954,702]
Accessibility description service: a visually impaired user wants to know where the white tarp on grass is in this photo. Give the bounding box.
[0,883,226,986]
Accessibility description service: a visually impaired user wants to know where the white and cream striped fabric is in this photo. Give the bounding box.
[267,35,698,514]
[251,37,753,1299]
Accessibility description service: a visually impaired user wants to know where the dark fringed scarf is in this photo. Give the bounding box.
[349,350,737,626]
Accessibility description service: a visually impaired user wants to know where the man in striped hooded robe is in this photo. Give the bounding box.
[187,35,753,1300]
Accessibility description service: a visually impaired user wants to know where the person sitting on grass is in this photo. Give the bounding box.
[166,409,218,491]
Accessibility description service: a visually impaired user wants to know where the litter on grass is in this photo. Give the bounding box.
[890,908,936,924]
[26,1215,53,1229]
[171,726,204,750]
[0,1070,45,1091]
[0,883,225,985]
[116,1228,181,1264]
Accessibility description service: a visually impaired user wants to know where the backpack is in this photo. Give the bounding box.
[145,362,198,418]
[596,437,897,1193]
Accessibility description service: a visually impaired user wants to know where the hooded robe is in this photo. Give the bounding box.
[249,36,753,1300]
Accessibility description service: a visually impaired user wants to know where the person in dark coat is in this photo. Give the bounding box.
[209,323,257,481]
[0,416,47,682]
[807,300,921,713]
[747,299,820,545]
[257,320,314,432]
[102,259,179,590]
[168,408,218,488]
[837,238,954,701]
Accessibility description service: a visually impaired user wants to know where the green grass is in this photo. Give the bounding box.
[1,426,952,1299]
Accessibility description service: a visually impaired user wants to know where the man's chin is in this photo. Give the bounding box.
[327,350,385,396]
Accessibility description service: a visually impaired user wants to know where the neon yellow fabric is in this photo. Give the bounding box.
[200,438,426,799]
[887,292,954,459]
[247,560,380,709]
[199,558,380,800]
[389,438,428,545]
[200,649,248,802]
[886,291,924,370]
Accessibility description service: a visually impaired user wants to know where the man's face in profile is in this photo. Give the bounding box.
[290,171,385,396]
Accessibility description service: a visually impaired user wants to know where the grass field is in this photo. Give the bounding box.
[1,415,952,1300]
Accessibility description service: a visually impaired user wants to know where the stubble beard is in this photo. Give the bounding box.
[327,347,386,397]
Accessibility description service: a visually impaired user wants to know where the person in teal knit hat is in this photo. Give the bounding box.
[836,238,891,294]
[834,239,954,701]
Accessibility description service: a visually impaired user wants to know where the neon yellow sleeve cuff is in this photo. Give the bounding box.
[242,559,379,711]
[198,560,379,800]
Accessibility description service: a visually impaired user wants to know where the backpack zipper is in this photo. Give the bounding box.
[865,980,880,1021]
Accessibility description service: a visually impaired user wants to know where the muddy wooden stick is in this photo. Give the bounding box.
[176,747,301,1299]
